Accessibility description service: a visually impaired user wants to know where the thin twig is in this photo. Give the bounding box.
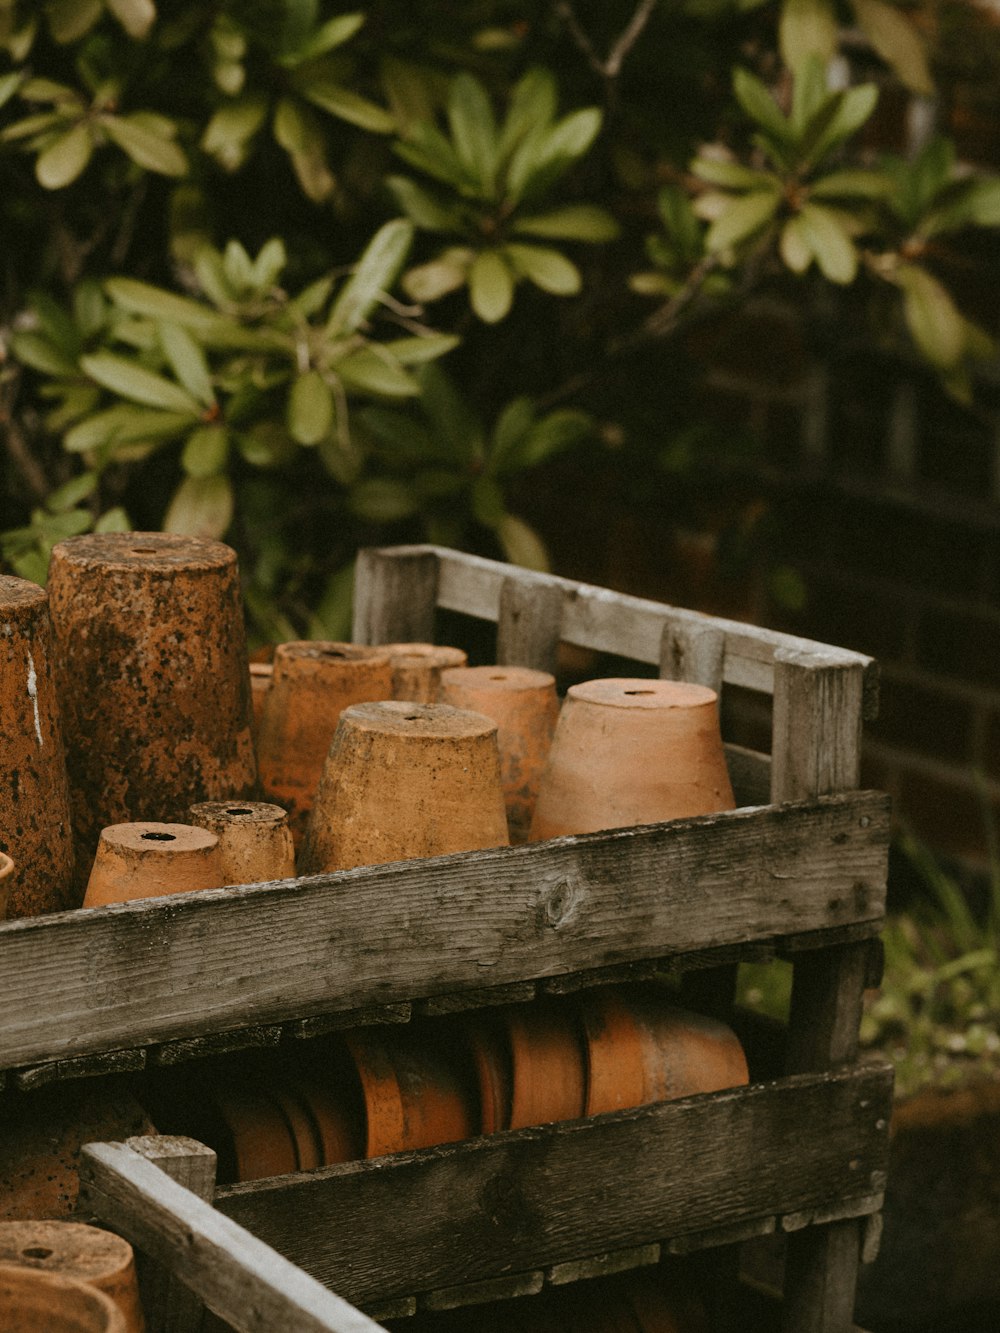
[554,0,660,81]
[0,367,50,502]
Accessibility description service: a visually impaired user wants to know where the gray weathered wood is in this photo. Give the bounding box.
[213,1064,892,1310]
[422,1271,543,1311]
[547,1243,660,1284]
[150,1025,282,1067]
[14,1047,145,1090]
[288,1005,412,1040]
[416,981,536,1017]
[352,547,439,646]
[496,576,563,675]
[725,744,772,807]
[667,1216,776,1256]
[539,959,659,995]
[770,650,865,805]
[782,1218,863,1333]
[0,793,888,1070]
[80,1141,384,1333]
[659,619,725,695]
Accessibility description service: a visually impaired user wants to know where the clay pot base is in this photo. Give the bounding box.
[0,1221,145,1332]
[83,823,223,907]
[0,1267,127,1332]
[505,999,587,1130]
[378,642,469,704]
[188,801,295,884]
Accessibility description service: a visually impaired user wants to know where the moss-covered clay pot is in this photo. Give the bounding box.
[0,1267,126,1332]
[530,678,735,841]
[0,576,77,916]
[0,1222,144,1332]
[188,800,295,884]
[378,642,468,704]
[46,533,256,875]
[440,664,560,843]
[299,701,509,873]
[82,823,223,908]
[255,642,393,842]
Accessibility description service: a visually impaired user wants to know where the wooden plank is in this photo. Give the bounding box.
[79,1141,384,1333]
[422,1271,543,1311]
[14,1047,145,1090]
[151,1025,282,1067]
[496,577,563,675]
[213,1064,892,1310]
[725,744,772,807]
[352,547,439,646]
[546,1243,660,1284]
[781,1218,862,1333]
[666,1216,775,1256]
[416,982,535,1017]
[0,792,888,1070]
[288,1005,412,1040]
[770,650,864,806]
[659,619,725,695]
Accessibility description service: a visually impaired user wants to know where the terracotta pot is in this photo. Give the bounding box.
[249,662,273,736]
[46,533,256,876]
[0,576,77,916]
[213,1087,298,1182]
[0,1222,144,1332]
[345,1026,477,1157]
[82,823,224,908]
[256,642,393,842]
[289,1076,364,1168]
[299,701,509,874]
[530,679,735,841]
[0,853,13,921]
[188,800,295,884]
[0,1267,126,1332]
[580,987,749,1117]
[440,665,560,844]
[463,1013,513,1135]
[377,642,468,704]
[504,998,587,1131]
[270,1088,323,1172]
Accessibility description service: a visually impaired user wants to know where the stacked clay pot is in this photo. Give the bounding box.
[0,1266,126,1332]
[377,641,468,704]
[82,823,225,908]
[0,1222,145,1331]
[188,801,295,885]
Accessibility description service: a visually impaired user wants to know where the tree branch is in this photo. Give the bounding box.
[554,0,659,81]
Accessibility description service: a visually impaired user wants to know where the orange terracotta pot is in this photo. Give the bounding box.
[0,1222,144,1332]
[623,1269,709,1333]
[188,801,295,884]
[82,823,224,908]
[463,1013,513,1135]
[256,642,393,842]
[0,576,77,916]
[212,1087,298,1182]
[291,1076,365,1168]
[377,642,468,704]
[580,987,749,1117]
[0,853,13,921]
[439,665,560,844]
[249,662,273,736]
[299,701,509,874]
[0,1267,126,1332]
[269,1088,323,1172]
[530,679,734,841]
[504,998,587,1131]
[46,533,256,876]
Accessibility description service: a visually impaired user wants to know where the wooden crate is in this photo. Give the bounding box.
[2,544,891,1332]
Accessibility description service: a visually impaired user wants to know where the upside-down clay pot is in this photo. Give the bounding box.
[440,665,560,843]
[255,642,393,842]
[291,1076,365,1168]
[0,854,14,921]
[0,576,77,916]
[463,1013,513,1135]
[530,679,735,841]
[212,1087,298,1182]
[82,823,224,908]
[504,998,588,1131]
[0,1267,126,1332]
[378,642,468,704]
[299,701,509,873]
[0,1222,145,1332]
[188,801,295,884]
[580,986,749,1117]
[249,662,273,736]
[46,533,256,876]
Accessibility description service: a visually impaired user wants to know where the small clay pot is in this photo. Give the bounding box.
[378,642,468,704]
[255,642,393,842]
[0,853,14,921]
[291,1076,365,1168]
[440,665,559,843]
[504,998,587,1131]
[530,679,735,841]
[0,576,77,916]
[299,701,509,874]
[0,1222,144,1332]
[188,801,295,884]
[212,1088,298,1182]
[580,987,749,1117]
[463,1014,513,1135]
[249,662,273,736]
[0,1267,126,1332]
[46,533,256,876]
[82,823,223,908]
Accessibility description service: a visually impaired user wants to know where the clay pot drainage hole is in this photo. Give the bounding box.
[22,1247,54,1260]
[225,808,253,816]
[140,832,175,842]
[624,689,655,695]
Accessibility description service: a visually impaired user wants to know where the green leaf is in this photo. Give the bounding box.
[9,331,77,376]
[798,202,858,282]
[350,478,420,522]
[393,122,478,193]
[506,106,602,202]
[47,470,97,512]
[497,67,557,160]
[810,168,894,199]
[851,0,933,95]
[780,0,838,74]
[36,122,93,189]
[469,250,515,322]
[94,506,132,534]
[63,405,195,452]
[273,96,335,202]
[495,514,549,571]
[181,424,229,477]
[401,249,472,303]
[46,0,102,43]
[385,175,464,232]
[790,54,833,135]
[158,322,214,408]
[300,82,396,134]
[336,348,419,397]
[105,278,221,333]
[201,96,269,170]
[690,156,777,190]
[416,362,483,463]
[250,238,287,291]
[704,190,780,251]
[504,242,580,295]
[295,12,365,61]
[238,421,298,469]
[512,204,619,242]
[489,396,535,472]
[327,218,414,335]
[288,370,334,444]
[0,71,24,112]
[448,73,498,194]
[732,68,791,144]
[81,353,202,413]
[102,115,187,177]
[106,0,156,39]
[779,215,813,273]
[472,475,506,526]
[163,474,234,540]
[380,333,460,365]
[518,409,592,468]
[894,263,965,369]
[802,84,879,167]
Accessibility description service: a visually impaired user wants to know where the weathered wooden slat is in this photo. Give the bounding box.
[13,1047,145,1090]
[352,547,439,646]
[150,1024,282,1067]
[213,1064,892,1310]
[80,1142,384,1333]
[666,1216,776,1256]
[288,1005,412,1040]
[0,792,888,1070]
[659,619,725,694]
[546,1242,660,1284]
[496,576,563,675]
[421,1271,543,1311]
[415,982,535,1017]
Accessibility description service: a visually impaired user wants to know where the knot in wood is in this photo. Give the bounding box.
[540,879,577,929]
[480,1170,533,1233]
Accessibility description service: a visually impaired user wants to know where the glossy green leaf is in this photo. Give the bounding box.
[921,177,1000,235]
[1,111,66,144]
[47,470,97,512]
[505,242,580,295]
[181,424,229,477]
[851,0,932,95]
[779,215,813,273]
[448,73,498,193]
[385,175,464,232]
[790,55,832,138]
[512,204,619,242]
[102,115,187,177]
[105,278,221,333]
[497,67,558,159]
[732,68,791,144]
[0,71,24,111]
[507,107,602,201]
[704,189,780,251]
[489,396,535,472]
[469,249,515,322]
[401,249,472,303]
[106,0,156,39]
[350,478,420,522]
[63,405,194,452]
[656,185,703,258]
[273,97,335,202]
[810,168,894,199]
[798,202,858,282]
[201,96,269,170]
[894,263,965,369]
[495,513,549,571]
[300,82,396,134]
[159,322,215,408]
[802,84,879,167]
[164,474,234,540]
[36,122,93,189]
[46,0,102,43]
[288,370,334,444]
[81,353,201,413]
[780,0,837,75]
[690,156,777,190]
[295,12,365,61]
[10,332,77,376]
[336,348,419,397]
[380,333,460,365]
[328,218,414,335]
[392,122,477,194]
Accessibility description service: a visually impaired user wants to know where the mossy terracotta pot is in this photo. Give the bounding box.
[377,642,468,704]
[440,664,559,843]
[82,823,223,908]
[0,854,14,921]
[0,1267,126,1332]
[255,642,393,842]
[580,986,749,1117]
[0,576,77,916]
[0,1222,144,1333]
[530,678,735,841]
[299,701,509,873]
[46,533,256,876]
[188,800,295,884]
[504,998,587,1131]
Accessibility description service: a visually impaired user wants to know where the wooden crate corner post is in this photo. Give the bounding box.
[352,546,439,647]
